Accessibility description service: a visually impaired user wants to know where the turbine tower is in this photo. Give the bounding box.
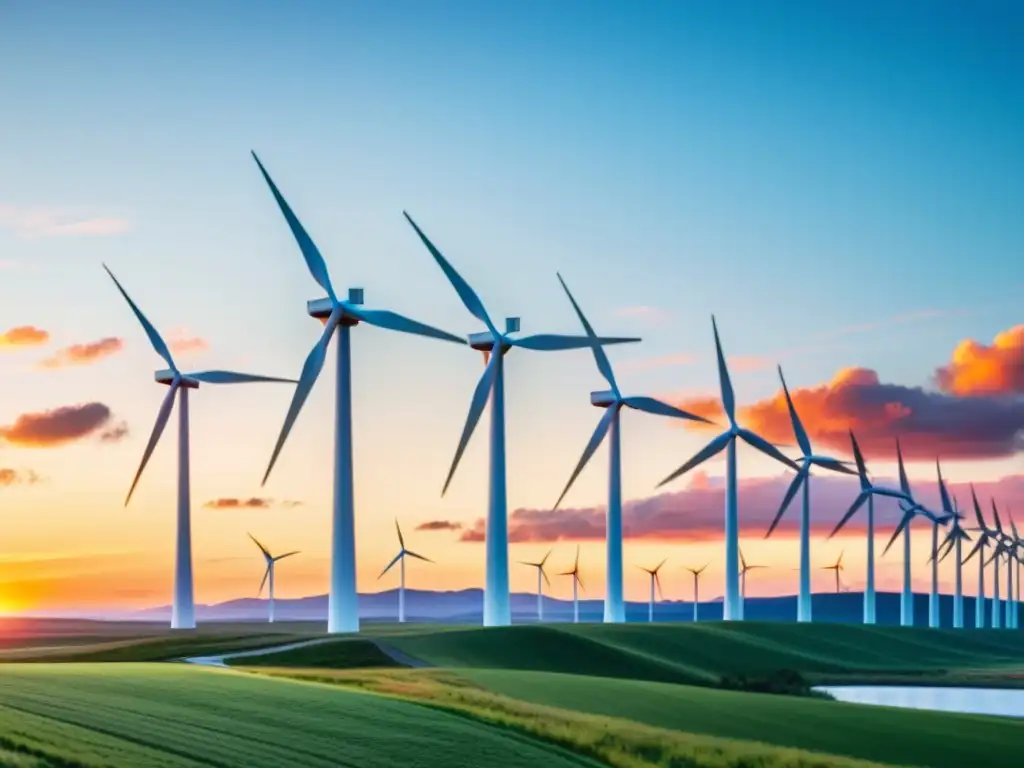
[249,533,299,624]
[926,509,953,629]
[552,274,707,624]
[639,559,666,623]
[519,549,553,622]
[103,265,296,631]
[1008,513,1022,629]
[657,318,799,621]
[739,548,767,610]
[995,508,1018,630]
[937,496,972,629]
[403,214,639,627]
[964,485,994,629]
[986,500,1005,629]
[829,431,913,625]
[252,155,465,635]
[765,367,856,622]
[685,562,710,622]
[559,546,584,623]
[822,550,845,594]
[379,520,433,624]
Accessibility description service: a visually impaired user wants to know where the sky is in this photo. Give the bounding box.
[0,1,1021,614]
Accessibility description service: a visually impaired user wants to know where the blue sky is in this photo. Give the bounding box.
[0,1,1021,609]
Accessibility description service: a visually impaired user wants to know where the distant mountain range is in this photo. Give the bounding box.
[100,589,1008,627]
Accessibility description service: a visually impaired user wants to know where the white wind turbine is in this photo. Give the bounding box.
[963,485,995,629]
[379,520,433,624]
[552,273,708,624]
[104,265,296,630]
[657,318,800,621]
[936,494,972,629]
[252,154,465,635]
[739,548,767,613]
[685,562,710,622]
[639,559,666,623]
[403,214,639,627]
[519,549,553,622]
[822,550,845,594]
[764,367,856,623]
[249,533,299,624]
[559,546,585,623]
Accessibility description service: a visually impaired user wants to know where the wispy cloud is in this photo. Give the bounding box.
[0,205,130,239]
[811,309,964,342]
[0,468,43,487]
[37,337,124,369]
[203,497,303,509]
[0,326,49,348]
[167,328,209,356]
[416,520,463,532]
[0,403,126,448]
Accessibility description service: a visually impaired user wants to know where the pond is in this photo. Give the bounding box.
[818,686,1024,719]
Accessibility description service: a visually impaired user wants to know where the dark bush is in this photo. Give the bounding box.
[718,668,833,699]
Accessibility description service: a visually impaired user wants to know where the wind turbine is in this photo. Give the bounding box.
[559,546,585,623]
[996,508,1019,630]
[828,431,913,625]
[923,460,957,629]
[519,549,553,622]
[252,155,465,635]
[657,318,800,621]
[986,500,1005,629]
[822,550,845,594]
[963,485,995,629]
[937,496,972,629]
[403,214,639,627]
[551,274,707,624]
[379,520,433,624]
[739,548,767,611]
[103,265,296,631]
[248,533,299,624]
[685,562,710,622]
[1008,512,1022,629]
[765,367,857,622]
[639,559,666,623]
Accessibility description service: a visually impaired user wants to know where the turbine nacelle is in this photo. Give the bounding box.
[590,389,618,408]
[154,369,199,389]
[307,289,364,325]
[468,317,520,351]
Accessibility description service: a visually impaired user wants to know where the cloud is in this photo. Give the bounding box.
[458,472,1024,543]
[167,329,209,356]
[674,365,1024,461]
[934,325,1024,396]
[0,468,42,487]
[0,204,129,239]
[0,326,49,348]
[99,421,130,443]
[281,500,304,508]
[203,497,273,509]
[37,337,124,369]
[416,520,463,532]
[0,403,120,447]
[812,309,960,342]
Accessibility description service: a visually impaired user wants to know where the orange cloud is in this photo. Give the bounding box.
[675,365,1024,460]
[0,326,49,348]
[0,468,42,487]
[0,403,120,447]
[416,520,463,532]
[168,330,208,356]
[37,337,124,369]
[204,497,272,509]
[934,325,1024,396]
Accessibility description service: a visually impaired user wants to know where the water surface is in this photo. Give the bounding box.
[820,685,1024,719]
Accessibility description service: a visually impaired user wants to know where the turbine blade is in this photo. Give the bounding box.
[738,429,801,472]
[379,552,403,579]
[711,316,736,425]
[405,550,433,563]
[258,564,271,596]
[403,212,495,335]
[963,538,984,564]
[251,152,336,301]
[883,514,911,557]
[395,518,405,549]
[577,572,586,593]
[556,273,618,392]
[348,306,466,345]
[936,460,955,515]
[850,431,870,491]
[274,551,300,561]
[102,264,175,370]
[815,457,859,476]
[766,467,807,539]
[992,499,1003,532]
[540,548,552,567]
[656,431,732,488]
[937,538,956,564]
[189,370,297,385]
[654,572,663,600]
[542,569,551,587]
[510,334,640,351]
[125,382,178,506]
[896,438,913,497]
[553,407,615,510]
[971,484,986,530]
[778,366,812,457]
[442,350,499,495]
[262,307,340,486]
[621,396,710,423]
[247,532,271,559]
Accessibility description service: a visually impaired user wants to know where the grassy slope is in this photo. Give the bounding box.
[0,664,602,768]
[464,668,1024,768]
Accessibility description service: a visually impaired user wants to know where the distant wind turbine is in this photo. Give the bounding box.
[103,264,296,631]
[379,520,433,624]
[252,154,464,635]
[552,274,707,624]
[685,562,710,622]
[985,500,1006,629]
[560,546,584,623]
[657,318,800,621]
[937,495,972,629]
[639,559,666,623]
[765,367,857,622]
[1008,512,1022,629]
[248,533,299,624]
[403,215,639,627]
[519,549,553,622]
[822,550,845,594]
[925,460,956,628]
[739,548,767,608]
[963,485,995,629]
[829,431,913,625]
